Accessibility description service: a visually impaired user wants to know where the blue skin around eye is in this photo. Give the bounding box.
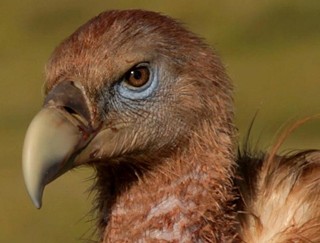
[117,66,159,100]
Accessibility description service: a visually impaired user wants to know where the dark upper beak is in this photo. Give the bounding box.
[22,81,98,208]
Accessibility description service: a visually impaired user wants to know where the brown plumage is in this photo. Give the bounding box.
[236,118,320,242]
[22,10,320,242]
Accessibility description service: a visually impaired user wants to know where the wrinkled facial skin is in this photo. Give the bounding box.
[94,58,185,157]
[47,51,187,161]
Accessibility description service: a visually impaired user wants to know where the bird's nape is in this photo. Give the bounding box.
[22,9,320,242]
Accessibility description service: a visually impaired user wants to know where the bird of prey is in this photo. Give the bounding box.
[23,10,320,242]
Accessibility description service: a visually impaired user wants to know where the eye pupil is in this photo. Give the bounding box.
[132,70,142,80]
[125,66,150,88]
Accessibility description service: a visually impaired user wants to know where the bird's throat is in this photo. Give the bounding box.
[94,127,238,242]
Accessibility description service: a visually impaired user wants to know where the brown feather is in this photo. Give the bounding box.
[42,9,320,242]
[236,119,320,242]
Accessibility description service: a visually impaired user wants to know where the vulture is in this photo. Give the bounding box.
[22,10,320,242]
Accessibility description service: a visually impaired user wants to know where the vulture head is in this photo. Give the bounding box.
[23,9,235,241]
[23,9,320,242]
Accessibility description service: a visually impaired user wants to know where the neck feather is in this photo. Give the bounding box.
[94,120,238,242]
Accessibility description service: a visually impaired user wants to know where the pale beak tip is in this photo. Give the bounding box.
[22,108,83,209]
[31,189,43,209]
[24,180,44,209]
[31,195,42,209]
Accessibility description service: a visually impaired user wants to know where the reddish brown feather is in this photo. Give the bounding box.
[236,119,320,242]
[44,10,320,242]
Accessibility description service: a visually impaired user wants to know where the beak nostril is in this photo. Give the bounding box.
[63,106,77,115]
[61,105,90,129]
[44,81,91,123]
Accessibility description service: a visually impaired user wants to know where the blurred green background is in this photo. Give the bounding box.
[1,0,319,242]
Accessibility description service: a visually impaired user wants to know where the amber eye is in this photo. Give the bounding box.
[124,66,150,88]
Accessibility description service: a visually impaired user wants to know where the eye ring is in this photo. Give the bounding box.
[117,63,158,99]
[124,65,150,88]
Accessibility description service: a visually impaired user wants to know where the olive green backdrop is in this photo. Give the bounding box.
[1,0,319,242]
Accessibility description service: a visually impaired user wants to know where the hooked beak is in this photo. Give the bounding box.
[22,81,98,208]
